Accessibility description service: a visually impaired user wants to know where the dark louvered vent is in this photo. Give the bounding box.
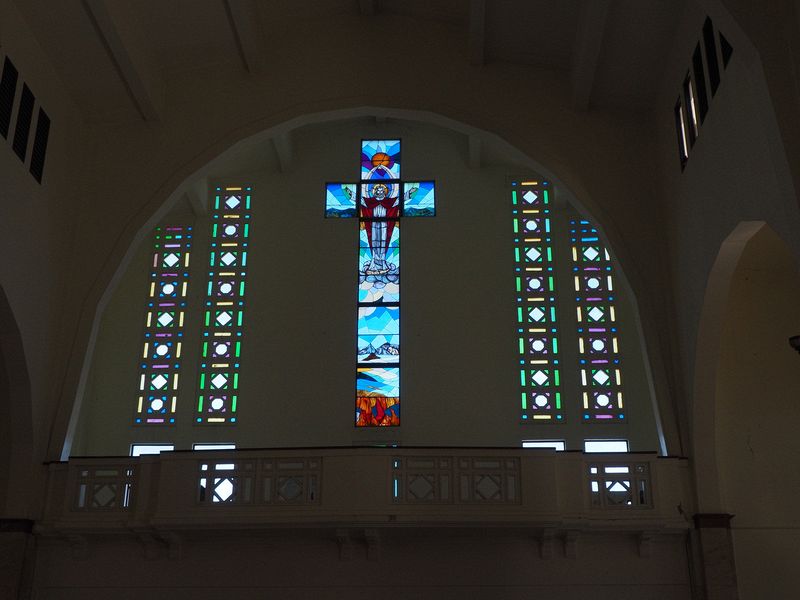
[0,57,18,139]
[1,53,51,184]
[720,33,733,68]
[692,44,709,123]
[30,108,50,183]
[702,17,720,95]
[12,84,34,161]
[674,17,733,170]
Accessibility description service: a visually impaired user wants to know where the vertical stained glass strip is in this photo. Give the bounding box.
[196,186,252,424]
[357,140,402,426]
[135,226,192,425]
[570,219,624,421]
[512,181,562,421]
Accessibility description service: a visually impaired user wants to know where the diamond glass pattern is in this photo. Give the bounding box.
[571,218,624,421]
[197,186,252,424]
[135,226,192,425]
[512,181,562,422]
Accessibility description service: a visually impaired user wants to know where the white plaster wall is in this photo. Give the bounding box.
[715,227,800,600]
[0,0,88,515]
[652,0,800,459]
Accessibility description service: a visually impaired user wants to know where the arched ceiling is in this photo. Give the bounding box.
[13,0,686,123]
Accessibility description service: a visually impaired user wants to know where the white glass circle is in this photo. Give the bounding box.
[150,398,164,411]
[591,339,605,352]
[224,225,237,236]
[162,283,175,295]
[219,282,233,294]
[214,343,228,356]
[531,340,546,352]
[587,277,601,289]
[596,394,610,407]
[534,394,548,407]
[529,278,541,289]
[155,344,169,356]
[211,398,225,410]
[525,220,538,231]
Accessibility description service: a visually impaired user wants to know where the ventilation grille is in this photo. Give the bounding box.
[0,54,51,184]
[0,57,18,139]
[674,17,733,170]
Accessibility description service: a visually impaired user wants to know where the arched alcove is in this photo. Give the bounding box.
[0,285,33,517]
[63,108,664,457]
[693,221,800,598]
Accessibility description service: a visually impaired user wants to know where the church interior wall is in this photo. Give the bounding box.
[649,4,800,596]
[1,1,799,597]
[32,529,692,600]
[71,119,661,455]
[0,0,91,514]
[713,225,800,599]
[651,0,800,450]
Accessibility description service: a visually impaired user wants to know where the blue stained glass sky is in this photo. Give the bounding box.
[326,183,357,215]
[356,367,400,397]
[403,181,435,214]
[358,306,400,335]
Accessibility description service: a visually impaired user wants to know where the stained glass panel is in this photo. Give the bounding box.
[325,183,357,218]
[196,186,252,424]
[403,181,435,217]
[359,222,400,304]
[512,181,562,422]
[327,139,434,427]
[135,226,192,425]
[356,141,402,426]
[356,367,400,426]
[361,139,401,180]
[571,218,624,421]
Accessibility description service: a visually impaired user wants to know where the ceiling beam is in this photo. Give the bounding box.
[570,0,610,111]
[469,0,487,66]
[224,0,265,73]
[82,0,161,121]
[272,131,293,173]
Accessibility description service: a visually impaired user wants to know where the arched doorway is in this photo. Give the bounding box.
[694,221,800,598]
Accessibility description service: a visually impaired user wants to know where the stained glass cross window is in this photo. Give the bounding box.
[325,139,435,426]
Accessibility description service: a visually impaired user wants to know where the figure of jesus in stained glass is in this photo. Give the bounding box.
[325,139,435,427]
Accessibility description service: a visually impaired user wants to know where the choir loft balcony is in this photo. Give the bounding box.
[38,448,691,554]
